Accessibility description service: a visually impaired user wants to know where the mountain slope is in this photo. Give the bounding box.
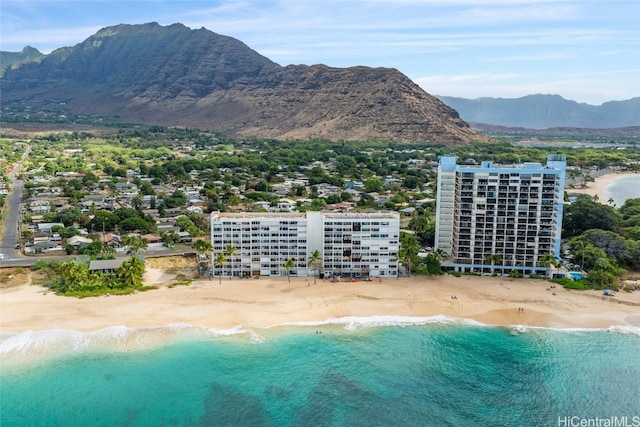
[0,46,44,74]
[436,94,640,129]
[1,23,482,144]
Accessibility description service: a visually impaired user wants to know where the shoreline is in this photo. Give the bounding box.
[568,171,638,203]
[2,274,639,337]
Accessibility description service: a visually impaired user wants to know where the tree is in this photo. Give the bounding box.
[223,244,238,279]
[164,190,187,208]
[571,239,588,271]
[398,233,420,277]
[364,177,383,193]
[55,261,88,293]
[416,253,444,275]
[80,241,104,256]
[563,195,621,237]
[485,254,503,276]
[193,239,213,276]
[283,258,296,283]
[58,206,82,227]
[119,217,154,233]
[584,269,616,290]
[97,271,120,290]
[538,253,559,278]
[101,244,116,259]
[433,249,448,263]
[308,249,323,284]
[90,210,120,232]
[122,235,148,257]
[117,257,145,288]
[214,252,227,284]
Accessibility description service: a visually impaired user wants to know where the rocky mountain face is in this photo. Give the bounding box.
[437,94,640,129]
[0,46,44,74]
[1,23,483,144]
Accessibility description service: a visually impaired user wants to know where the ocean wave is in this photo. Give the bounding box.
[2,316,638,362]
[268,315,488,330]
[0,324,252,365]
[506,323,640,337]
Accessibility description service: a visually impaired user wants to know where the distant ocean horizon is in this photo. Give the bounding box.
[607,174,640,207]
[2,319,639,426]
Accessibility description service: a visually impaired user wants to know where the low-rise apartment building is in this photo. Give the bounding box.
[210,211,400,278]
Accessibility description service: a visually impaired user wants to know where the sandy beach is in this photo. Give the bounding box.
[1,267,639,333]
[568,171,638,202]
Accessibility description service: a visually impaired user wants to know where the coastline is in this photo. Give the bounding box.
[2,272,639,336]
[568,171,638,203]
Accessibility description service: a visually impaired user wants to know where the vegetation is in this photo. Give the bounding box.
[562,196,640,290]
[44,235,150,297]
[3,124,639,290]
[308,250,323,284]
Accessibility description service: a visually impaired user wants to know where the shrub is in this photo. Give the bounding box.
[508,269,523,279]
[552,277,587,290]
[32,260,50,271]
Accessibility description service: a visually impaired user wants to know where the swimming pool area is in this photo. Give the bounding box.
[570,272,583,280]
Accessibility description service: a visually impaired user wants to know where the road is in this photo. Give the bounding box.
[0,249,197,268]
[0,143,30,262]
[0,179,23,261]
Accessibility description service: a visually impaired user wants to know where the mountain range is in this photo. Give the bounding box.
[436,94,640,129]
[0,23,481,145]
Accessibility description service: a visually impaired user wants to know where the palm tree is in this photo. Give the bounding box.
[485,254,502,276]
[538,253,559,278]
[223,244,238,279]
[101,244,116,259]
[214,252,227,284]
[283,258,296,283]
[57,260,87,292]
[308,249,322,284]
[433,249,448,262]
[117,257,145,288]
[99,271,120,290]
[398,233,420,278]
[122,235,148,258]
[572,240,587,272]
[193,239,213,276]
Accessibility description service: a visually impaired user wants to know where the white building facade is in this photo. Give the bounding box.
[435,154,566,275]
[210,211,400,278]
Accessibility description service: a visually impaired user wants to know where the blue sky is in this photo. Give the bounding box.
[2,1,639,104]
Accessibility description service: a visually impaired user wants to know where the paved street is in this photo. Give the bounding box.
[0,179,23,261]
[0,248,196,268]
[0,143,30,263]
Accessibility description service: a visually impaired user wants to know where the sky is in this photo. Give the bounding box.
[1,1,639,105]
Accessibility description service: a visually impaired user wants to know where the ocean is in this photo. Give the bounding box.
[1,319,639,427]
[607,175,640,207]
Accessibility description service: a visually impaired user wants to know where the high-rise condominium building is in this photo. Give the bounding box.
[435,154,566,275]
[210,211,400,278]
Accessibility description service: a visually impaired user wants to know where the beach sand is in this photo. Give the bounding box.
[1,270,639,333]
[568,171,638,202]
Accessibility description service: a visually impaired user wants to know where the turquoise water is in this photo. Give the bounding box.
[607,175,640,207]
[2,320,639,426]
